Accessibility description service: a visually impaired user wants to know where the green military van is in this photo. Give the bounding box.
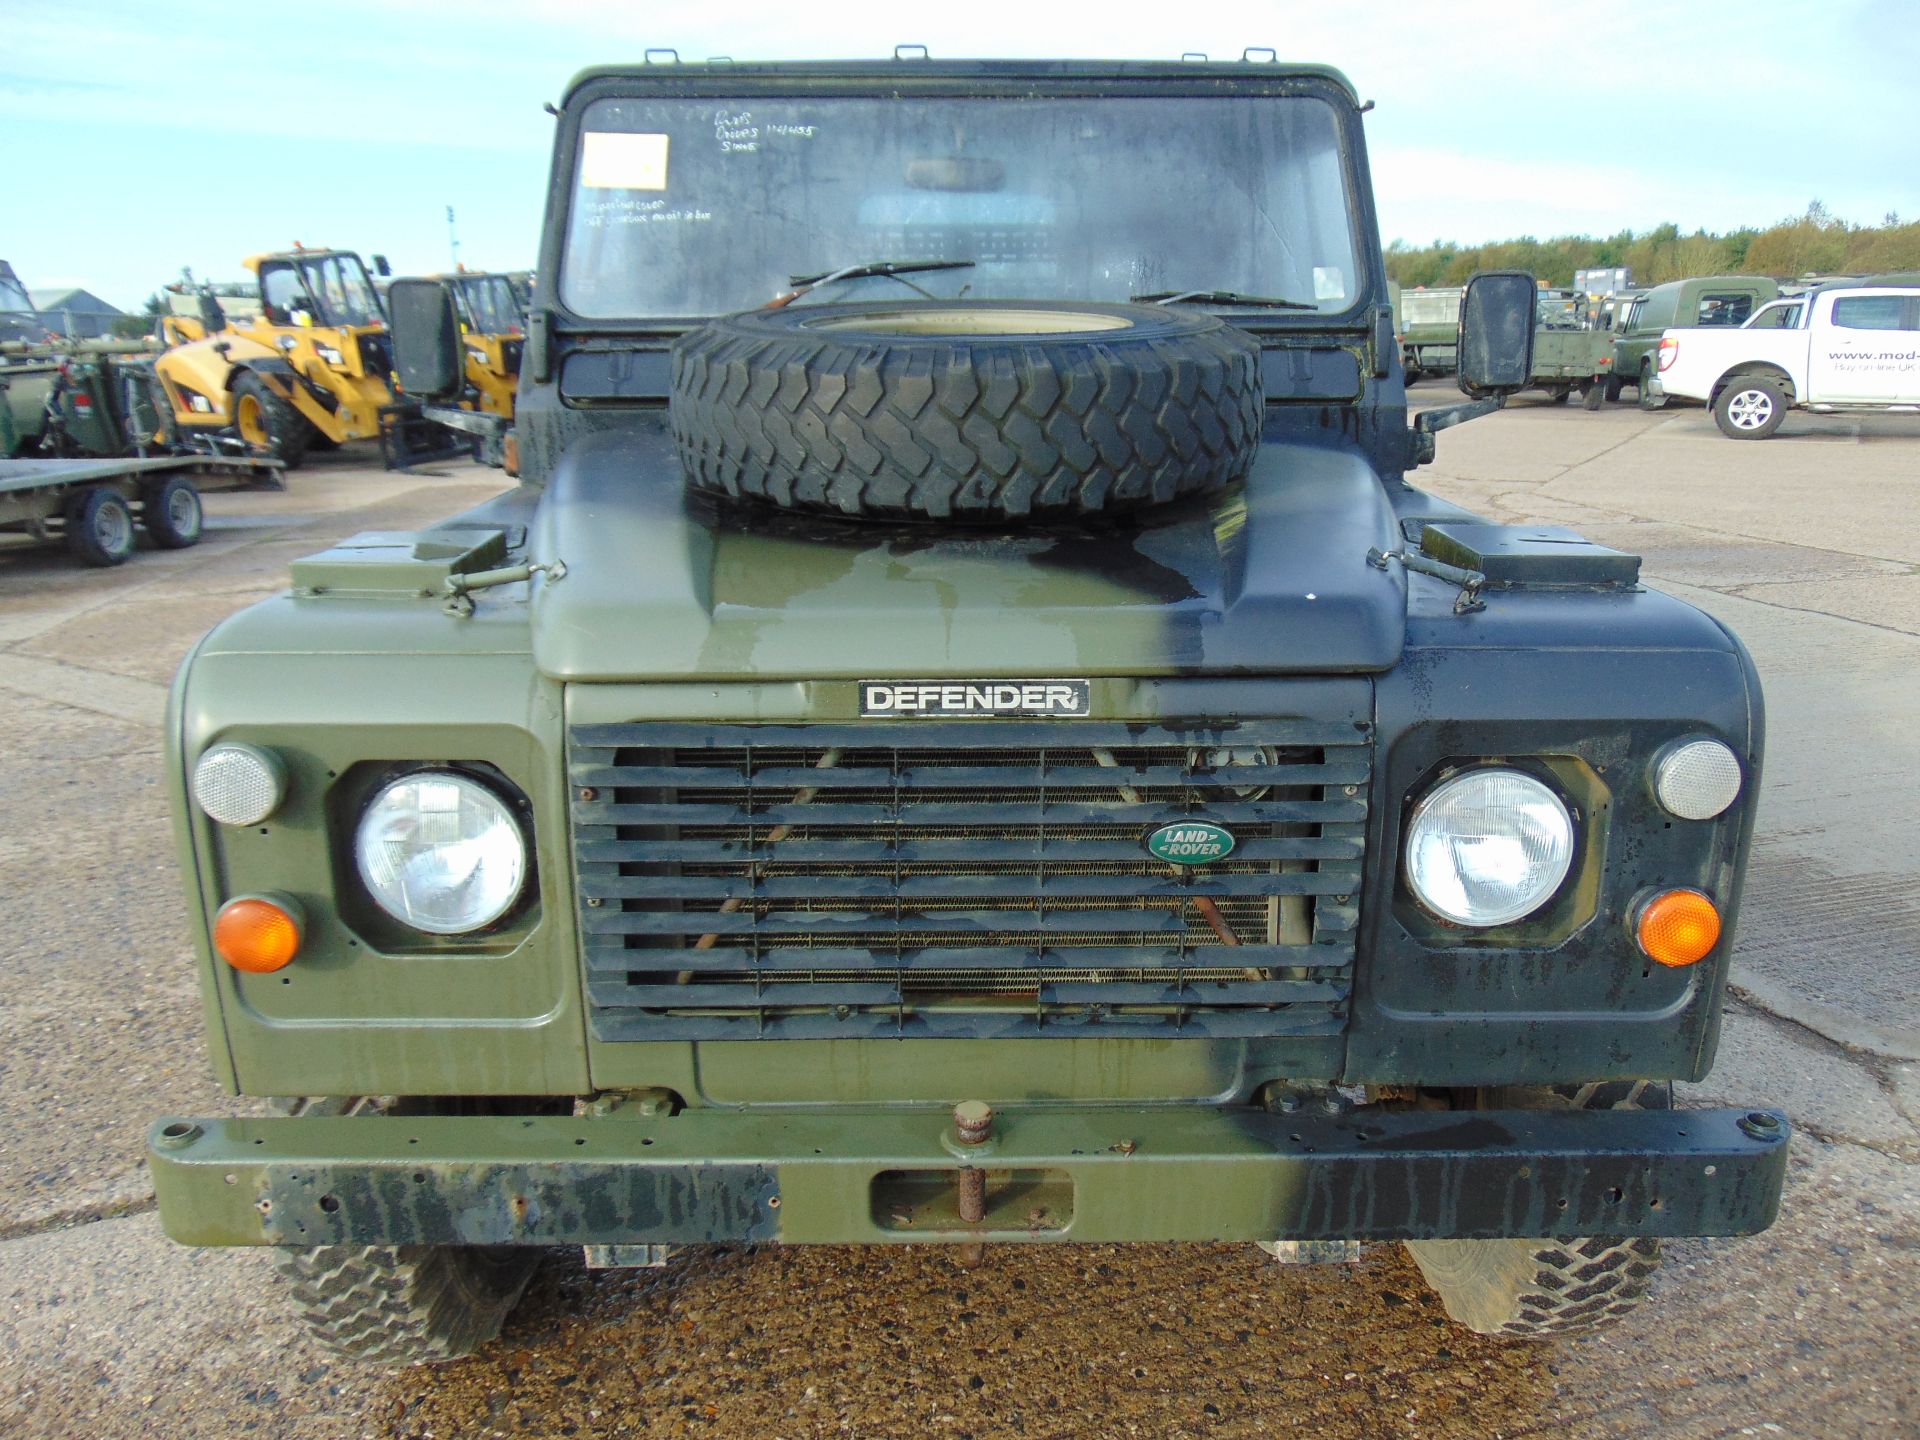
[1608,275,1778,405]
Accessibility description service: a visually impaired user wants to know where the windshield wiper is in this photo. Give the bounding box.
[1132,288,1315,311]
[771,259,976,307]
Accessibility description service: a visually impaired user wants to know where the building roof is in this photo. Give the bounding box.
[27,287,122,315]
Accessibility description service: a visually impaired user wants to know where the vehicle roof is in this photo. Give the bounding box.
[560,56,1362,105]
[1640,274,1776,297]
[242,249,361,273]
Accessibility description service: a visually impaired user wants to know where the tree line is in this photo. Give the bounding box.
[1386,204,1920,290]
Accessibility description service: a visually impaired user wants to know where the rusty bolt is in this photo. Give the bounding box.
[953,1100,994,1146]
[1113,1138,1137,1156]
[579,786,597,802]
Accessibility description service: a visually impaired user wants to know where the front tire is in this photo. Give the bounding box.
[1714,375,1788,439]
[1406,1081,1670,1340]
[266,1097,541,1365]
[274,1243,541,1367]
[231,372,309,468]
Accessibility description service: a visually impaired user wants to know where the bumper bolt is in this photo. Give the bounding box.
[953,1101,994,1147]
[953,1102,993,1266]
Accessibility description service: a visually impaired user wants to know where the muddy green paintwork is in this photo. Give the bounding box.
[146,1105,1790,1247]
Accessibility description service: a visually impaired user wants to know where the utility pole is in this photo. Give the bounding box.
[447,205,460,271]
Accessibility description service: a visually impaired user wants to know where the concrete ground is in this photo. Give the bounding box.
[0,405,1914,1438]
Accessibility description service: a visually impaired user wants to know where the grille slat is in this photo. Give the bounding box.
[568,719,1369,1041]
[578,797,1367,827]
[583,869,1359,902]
[572,760,1370,791]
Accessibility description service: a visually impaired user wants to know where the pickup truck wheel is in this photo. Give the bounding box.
[141,473,203,548]
[63,487,137,567]
[1714,376,1787,439]
[1603,375,1624,403]
[266,1098,541,1365]
[670,300,1263,521]
[1405,1080,1670,1339]
[231,372,309,468]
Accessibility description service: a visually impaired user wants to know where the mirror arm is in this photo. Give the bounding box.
[1414,397,1504,436]
[1406,396,1503,466]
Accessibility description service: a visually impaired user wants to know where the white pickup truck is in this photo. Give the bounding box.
[1651,283,1920,438]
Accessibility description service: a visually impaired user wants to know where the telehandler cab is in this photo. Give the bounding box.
[151,247,396,467]
[433,268,527,421]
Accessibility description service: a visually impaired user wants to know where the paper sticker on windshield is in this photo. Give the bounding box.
[580,132,669,190]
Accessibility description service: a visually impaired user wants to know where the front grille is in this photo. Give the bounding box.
[568,720,1369,1040]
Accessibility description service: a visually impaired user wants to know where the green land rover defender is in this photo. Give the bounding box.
[148,56,1787,1365]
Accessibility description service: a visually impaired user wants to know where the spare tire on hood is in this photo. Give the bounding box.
[669,300,1263,522]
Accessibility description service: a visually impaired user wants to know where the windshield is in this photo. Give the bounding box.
[458,275,524,334]
[560,94,1363,319]
[261,254,384,327]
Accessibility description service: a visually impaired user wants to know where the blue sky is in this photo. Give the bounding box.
[4,0,1915,309]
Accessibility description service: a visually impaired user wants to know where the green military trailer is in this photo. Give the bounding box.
[146,55,1787,1366]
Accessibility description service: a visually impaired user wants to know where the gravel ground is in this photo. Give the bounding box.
[0,403,1915,1438]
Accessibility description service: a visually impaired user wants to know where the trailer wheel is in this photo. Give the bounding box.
[231,372,309,468]
[1406,1081,1671,1339]
[64,487,137,567]
[1714,375,1788,440]
[142,473,203,548]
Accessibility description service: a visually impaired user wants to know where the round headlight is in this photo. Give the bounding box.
[1653,738,1742,820]
[1405,768,1576,928]
[191,742,286,827]
[354,772,527,934]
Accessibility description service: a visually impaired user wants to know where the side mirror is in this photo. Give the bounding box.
[1457,270,1537,395]
[371,253,392,277]
[387,278,464,400]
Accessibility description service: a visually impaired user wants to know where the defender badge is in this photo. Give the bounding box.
[860,679,1090,718]
[1145,820,1236,865]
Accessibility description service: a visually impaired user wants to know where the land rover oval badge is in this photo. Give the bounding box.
[1145,821,1236,865]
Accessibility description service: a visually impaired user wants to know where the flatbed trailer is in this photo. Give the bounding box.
[0,453,280,567]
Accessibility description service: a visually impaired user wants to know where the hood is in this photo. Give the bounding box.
[528,422,1406,682]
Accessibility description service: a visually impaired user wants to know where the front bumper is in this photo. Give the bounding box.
[148,1103,1788,1248]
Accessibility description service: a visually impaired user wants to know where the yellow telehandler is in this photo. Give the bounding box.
[151,247,394,466]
